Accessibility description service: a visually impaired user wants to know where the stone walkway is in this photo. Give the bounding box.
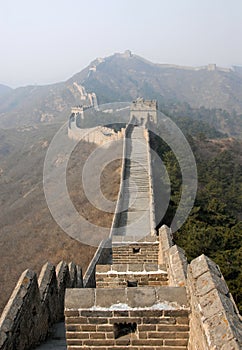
[34,323,66,350]
[118,126,151,237]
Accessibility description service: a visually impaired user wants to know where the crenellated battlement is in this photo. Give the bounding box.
[0,261,83,350]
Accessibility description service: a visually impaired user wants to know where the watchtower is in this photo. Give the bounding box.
[130,98,157,125]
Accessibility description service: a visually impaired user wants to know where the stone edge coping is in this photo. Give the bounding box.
[96,263,167,274]
[65,286,189,310]
[112,235,158,244]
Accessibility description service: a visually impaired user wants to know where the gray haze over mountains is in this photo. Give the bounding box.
[0,52,242,134]
[1,50,242,316]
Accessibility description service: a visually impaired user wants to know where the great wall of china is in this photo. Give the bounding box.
[0,98,241,349]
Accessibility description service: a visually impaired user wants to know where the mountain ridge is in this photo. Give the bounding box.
[0,51,242,134]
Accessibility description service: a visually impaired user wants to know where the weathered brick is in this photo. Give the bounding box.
[66,339,83,346]
[106,332,114,339]
[143,317,176,324]
[138,331,148,339]
[163,309,189,317]
[64,310,79,317]
[82,339,115,346]
[164,338,189,346]
[176,316,189,325]
[109,317,142,324]
[157,324,189,332]
[129,310,162,317]
[96,324,114,332]
[138,324,156,331]
[66,324,81,331]
[66,332,89,339]
[115,338,131,345]
[81,310,112,317]
[113,310,129,317]
[88,317,108,324]
[149,331,189,339]
[147,331,166,338]
[132,339,162,346]
[65,316,87,324]
[80,324,96,331]
[89,332,106,339]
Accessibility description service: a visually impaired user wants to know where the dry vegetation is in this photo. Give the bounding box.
[0,126,121,314]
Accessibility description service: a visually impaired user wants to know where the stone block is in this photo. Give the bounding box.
[203,312,235,347]
[138,324,156,331]
[81,310,112,318]
[113,310,129,317]
[155,286,188,307]
[163,310,189,317]
[127,287,156,307]
[96,265,111,273]
[199,289,236,319]
[128,264,143,272]
[66,332,89,339]
[88,317,108,324]
[143,317,176,324]
[164,339,188,346]
[144,263,158,271]
[65,288,95,309]
[80,324,96,331]
[96,288,127,307]
[196,271,229,296]
[190,254,221,279]
[130,310,162,317]
[112,264,127,272]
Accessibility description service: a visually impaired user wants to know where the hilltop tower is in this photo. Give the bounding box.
[130,98,158,125]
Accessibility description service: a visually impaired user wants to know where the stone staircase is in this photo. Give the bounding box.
[116,126,152,237]
[65,232,190,349]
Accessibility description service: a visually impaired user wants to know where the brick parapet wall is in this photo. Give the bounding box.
[96,263,168,288]
[112,241,159,265]
[187,254,242,350]
[158,225,173,265]
[68,125,125,145]
[166,245,188,287]
[0,261,83,350]
[109,124,130,237]
[65,286,189,349]
[143,128,156,235]
[83,238,112,288]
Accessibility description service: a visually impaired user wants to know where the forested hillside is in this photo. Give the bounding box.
[150,118,242,312]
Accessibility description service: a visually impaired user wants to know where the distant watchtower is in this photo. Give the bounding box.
[130,98,157,125]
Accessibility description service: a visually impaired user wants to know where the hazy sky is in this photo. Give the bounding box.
[1,0,242,87]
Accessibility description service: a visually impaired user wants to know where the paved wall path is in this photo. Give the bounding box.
[34,323,66,350]
[116,125,152,237]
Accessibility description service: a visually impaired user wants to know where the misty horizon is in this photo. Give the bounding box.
[1,0,242,88]
[1,51,242,89]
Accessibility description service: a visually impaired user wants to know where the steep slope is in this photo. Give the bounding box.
[0,125,121,314]
[0,82,87,128]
